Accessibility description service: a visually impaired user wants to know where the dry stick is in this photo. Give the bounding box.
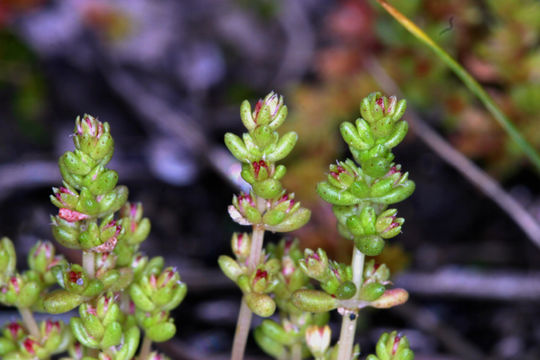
[392,302,485,360]
[231,224,265,360]
[102,68,244,193]
[0,160,146,203]
[365,57,540,248]
[395,269,540,301]
[19,307,40,339]
[139,335,153,360]
[337,248,365,360]
[272,0,315,87]
[0,162,59,202]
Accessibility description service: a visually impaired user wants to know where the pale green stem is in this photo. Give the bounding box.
[88,349,99,357]
[291,342,302,360]
[376,0,540,174]
[247,224,265,273]
[231,223,265,360]
[82,250,95,278]
[337,248,365,360]
[139,335,152,359]
[19,307,40,339]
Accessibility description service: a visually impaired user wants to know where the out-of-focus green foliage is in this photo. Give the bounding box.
[0,30,47,143]
[286,0,540,181]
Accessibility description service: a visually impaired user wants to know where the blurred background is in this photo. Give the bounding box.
[0,0,540,359]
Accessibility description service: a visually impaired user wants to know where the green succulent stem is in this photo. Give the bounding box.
[231,222,266,360]
[88,348,99,357]
[19,307,40,339]
[82,250,95,278]
[232,300,253,360]
[139,335,152,360]
[291,342,302,360]
[247,224,265,272]
[376,0,540,174]
[337,248,365,360]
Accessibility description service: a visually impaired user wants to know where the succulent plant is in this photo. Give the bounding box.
[0,115,186,360]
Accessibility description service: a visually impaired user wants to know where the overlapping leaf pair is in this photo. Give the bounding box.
[130,260,187,342]
[219,233,280,317]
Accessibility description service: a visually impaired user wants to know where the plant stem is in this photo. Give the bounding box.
[82,250,95,278]
[231,224,265,360]
[139,335,152,359]
[88,349,99,357]
[291,343,302,360]
[337,247,365,360]
[231,299,253,360]
[376,0,540,174]
[19,307,40,339]
[247,224,265,272]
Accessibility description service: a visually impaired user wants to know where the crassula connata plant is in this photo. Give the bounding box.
[0,115,186,360]
[221,91,415,360]
[292,92,415,359]
[219,92,312,359]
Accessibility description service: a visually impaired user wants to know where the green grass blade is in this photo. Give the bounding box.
[376,0,540,173]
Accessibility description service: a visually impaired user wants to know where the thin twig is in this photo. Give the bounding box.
[395,269,540,301]
[0,161,59,201]
[392,302,487,360]
[0,160,145,202]
[365,57,540,248]
[273,0,315,86]
[101,66,244,192]
[104,70,205,151]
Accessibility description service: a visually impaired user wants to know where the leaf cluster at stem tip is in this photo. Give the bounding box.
[225,92,311,233]
[317,92,415,256]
